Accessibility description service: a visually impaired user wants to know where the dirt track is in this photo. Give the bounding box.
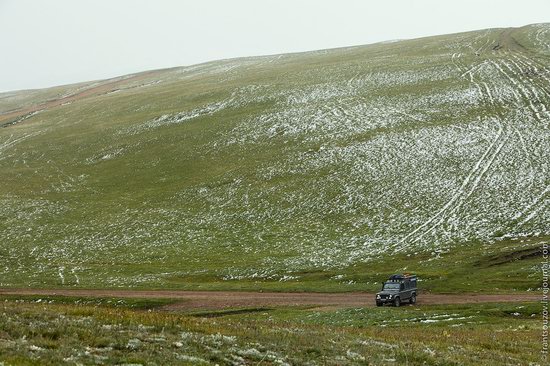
[0,288,540,311]
[0,70,162,125]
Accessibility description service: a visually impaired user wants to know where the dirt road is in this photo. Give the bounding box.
[0,288,539,311]
[0,70,162,125]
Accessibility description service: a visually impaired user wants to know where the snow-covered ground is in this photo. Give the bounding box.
[0,25,548,287]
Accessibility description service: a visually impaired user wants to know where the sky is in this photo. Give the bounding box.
[1,0,549,92]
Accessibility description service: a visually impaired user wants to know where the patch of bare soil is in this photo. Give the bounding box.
[0,288,539,311]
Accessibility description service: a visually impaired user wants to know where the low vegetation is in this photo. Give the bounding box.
[0,296,543,365]
[0,25,548,291]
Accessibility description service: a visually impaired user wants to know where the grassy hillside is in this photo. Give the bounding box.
[0,25,548,291]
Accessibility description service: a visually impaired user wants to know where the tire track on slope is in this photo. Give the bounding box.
[399,120,506,246]
[504,53,550,104]
[398,50,484,244]
[460,60,490,81]
[412,124,510,243]
[451,53,466,74]
[496,59,550,121]
[410,45,550,244]
[487,56,538,196]
[458,56,547,230]
[534,26,550,52]
[514,186,550,226]
[510,54,550,108]
[496,52,550,227]
[401,47,510,246]
[0,131,42,159]
[500,53,549,167]
[488,57,548,230]
[508,54,550,226]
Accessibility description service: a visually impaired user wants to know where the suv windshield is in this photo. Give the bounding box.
[382,283,400,291]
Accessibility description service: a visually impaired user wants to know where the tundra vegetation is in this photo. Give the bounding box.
[0,24,549,364]
[0,25,548,291]
[0,296,542,365]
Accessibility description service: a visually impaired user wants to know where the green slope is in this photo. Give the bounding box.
[0,25,548,291]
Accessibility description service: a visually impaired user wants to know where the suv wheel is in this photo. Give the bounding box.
[394,297,401,307]
[410,294,416,305]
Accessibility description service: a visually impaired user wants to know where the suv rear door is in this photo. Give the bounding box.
[400,282,411,301]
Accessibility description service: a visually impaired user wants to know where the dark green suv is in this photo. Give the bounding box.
[375,274,417,307]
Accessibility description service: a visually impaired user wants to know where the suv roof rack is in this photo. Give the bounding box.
[388,273,417,282]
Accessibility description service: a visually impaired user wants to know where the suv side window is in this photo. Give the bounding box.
[400,283,405,291]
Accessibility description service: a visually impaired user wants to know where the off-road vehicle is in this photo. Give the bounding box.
[375,274,417,307]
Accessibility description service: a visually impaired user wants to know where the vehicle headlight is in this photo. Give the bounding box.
[388,295,393,299]
[376,295,380,299]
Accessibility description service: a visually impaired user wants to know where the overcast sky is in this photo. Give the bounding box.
[1,0,549,92]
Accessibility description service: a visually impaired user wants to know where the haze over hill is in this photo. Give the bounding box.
[0,24,548,291]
